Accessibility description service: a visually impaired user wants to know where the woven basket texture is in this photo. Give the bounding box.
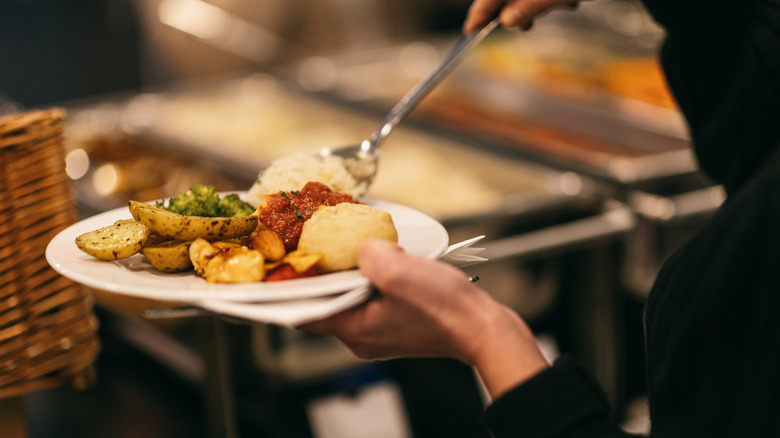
[0,108,100,399]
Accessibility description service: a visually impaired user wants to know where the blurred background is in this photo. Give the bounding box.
[1,0,724,437]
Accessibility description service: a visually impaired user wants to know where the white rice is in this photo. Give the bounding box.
[247,152,360,207]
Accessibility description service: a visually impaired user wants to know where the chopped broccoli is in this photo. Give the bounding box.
[165,184,221,216]
[219,194,255,217]
[158,184,254,217]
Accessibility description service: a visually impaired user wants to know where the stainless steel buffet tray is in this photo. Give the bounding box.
[64,74,604,225]
[283,17,696,186]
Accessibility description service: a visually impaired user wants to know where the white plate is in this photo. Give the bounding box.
[46,199,448,303]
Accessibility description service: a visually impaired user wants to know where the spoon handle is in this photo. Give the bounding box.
[366,17,501,151]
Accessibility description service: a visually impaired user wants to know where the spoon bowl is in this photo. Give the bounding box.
[318,140,378,197]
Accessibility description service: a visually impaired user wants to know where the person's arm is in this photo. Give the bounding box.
[300,240,635,438]
[299,239,549,400]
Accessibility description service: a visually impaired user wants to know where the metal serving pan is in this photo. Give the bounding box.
[63,74,603,225]
[282,12,696,187]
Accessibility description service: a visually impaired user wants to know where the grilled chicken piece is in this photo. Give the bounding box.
[189,238,265,283]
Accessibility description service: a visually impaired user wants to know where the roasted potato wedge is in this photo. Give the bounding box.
[142,240,193,273]
[128,200,150,221]
[129,200,257,241]
[75,219,151,261]
[249,229,286,261]
[145,232,170,246]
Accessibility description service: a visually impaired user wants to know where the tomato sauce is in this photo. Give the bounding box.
[257,181,359,251]
[265,264,320,282]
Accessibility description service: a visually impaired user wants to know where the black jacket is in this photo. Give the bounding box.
[485,0,780,436]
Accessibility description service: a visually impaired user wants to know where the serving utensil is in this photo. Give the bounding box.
[319,17,501,197]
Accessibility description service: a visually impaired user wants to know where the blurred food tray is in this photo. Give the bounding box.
[64,74,604,226]
[286,18,697,186]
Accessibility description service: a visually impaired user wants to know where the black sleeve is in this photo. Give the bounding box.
[485,357,641,438]
[641,146,780,437]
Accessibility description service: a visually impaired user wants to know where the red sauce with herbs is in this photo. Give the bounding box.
[258,181,359,251]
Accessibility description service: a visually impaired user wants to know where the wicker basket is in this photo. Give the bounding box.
[0,108,101,399]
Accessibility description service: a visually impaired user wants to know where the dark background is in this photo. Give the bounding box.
[0,0,142,107]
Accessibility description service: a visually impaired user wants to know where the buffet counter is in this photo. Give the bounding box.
[64,73,601,225]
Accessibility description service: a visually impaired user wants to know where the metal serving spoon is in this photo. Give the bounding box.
[318,17,501,197]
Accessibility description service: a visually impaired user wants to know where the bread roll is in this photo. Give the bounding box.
[298,203,398,273]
